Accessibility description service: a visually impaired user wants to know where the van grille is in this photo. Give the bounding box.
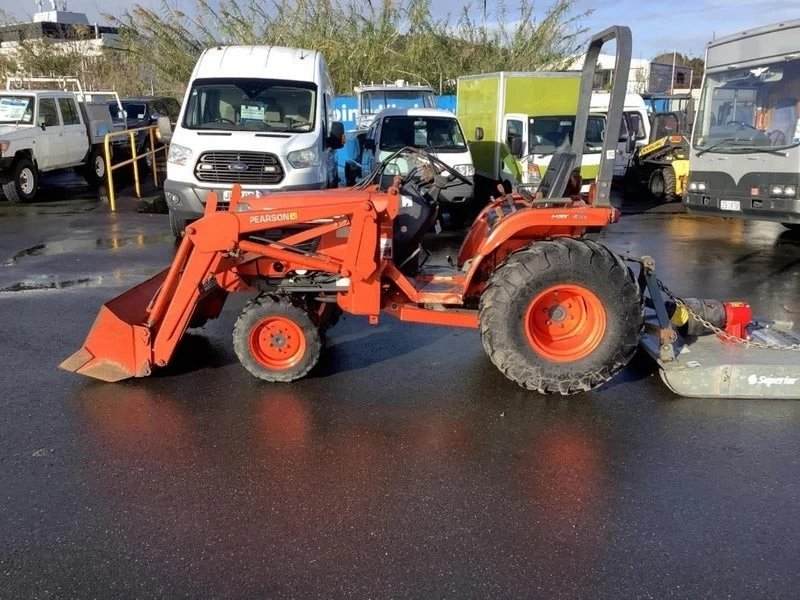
[194,151,284,185]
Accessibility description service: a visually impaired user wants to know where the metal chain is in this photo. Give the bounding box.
[656,279,800,352]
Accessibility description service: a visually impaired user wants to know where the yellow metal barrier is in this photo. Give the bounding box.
[103,125,169,212]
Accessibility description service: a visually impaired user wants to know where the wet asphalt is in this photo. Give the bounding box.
[1,182,800,599]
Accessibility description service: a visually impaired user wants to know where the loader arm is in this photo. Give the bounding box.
[61,184,399,382]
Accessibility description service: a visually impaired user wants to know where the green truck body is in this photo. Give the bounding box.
[456,72,602,193]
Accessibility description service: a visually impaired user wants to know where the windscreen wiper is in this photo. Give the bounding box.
[696,138,741,156]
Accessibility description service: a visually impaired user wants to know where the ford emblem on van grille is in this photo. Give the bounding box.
[195,151,285,185]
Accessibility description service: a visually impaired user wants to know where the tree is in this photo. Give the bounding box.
[108,0,592,96]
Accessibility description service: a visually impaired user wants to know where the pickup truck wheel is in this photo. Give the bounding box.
[2,158,38,203]
[83,147,106,187]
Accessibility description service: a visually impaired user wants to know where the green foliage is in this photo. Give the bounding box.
[107,0,591,95]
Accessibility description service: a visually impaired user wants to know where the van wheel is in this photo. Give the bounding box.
[169,209,187,239]
[83,146,107,187]
[2,157,38,203]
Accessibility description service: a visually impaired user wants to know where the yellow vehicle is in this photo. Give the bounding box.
[624,94,694,203]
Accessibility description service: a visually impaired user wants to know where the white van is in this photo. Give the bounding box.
[359,108,475,204]
[590,91,650,177]
[164,45,344,238]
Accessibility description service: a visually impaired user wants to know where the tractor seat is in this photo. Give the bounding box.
[393,183,438,273]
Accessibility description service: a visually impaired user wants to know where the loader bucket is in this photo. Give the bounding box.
[60,269,169,382]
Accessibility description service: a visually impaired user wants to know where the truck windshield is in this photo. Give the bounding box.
[379,115,467,152]
[0,95,34,125]
[361,90,435,114]
[528,115,605,155]
[694,58,800,152]
[183,78,317,132]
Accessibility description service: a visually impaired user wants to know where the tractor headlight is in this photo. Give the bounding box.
[784,185,797,197]
[287,146,320,169]
[0,140,9,155]
[769,185,796,197]
[453,164,474,177]
[167,143,193,166]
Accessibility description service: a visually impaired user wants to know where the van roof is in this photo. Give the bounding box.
[193,46,321,82]
[589,91,646,110]
[375,107,456,119]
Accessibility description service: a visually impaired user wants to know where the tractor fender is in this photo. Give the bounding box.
[461,205,618,294]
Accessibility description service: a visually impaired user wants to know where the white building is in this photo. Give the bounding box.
[0,1,119,62]
[567,53,652,94]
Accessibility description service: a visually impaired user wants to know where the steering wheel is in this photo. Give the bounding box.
[726,121,759,131]
[211,117,236,125]
[768,130,787,145]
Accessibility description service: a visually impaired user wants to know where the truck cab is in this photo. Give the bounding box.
[353,80,436,131]
[163,45,345,238]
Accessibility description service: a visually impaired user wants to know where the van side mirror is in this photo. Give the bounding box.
[38,116,46,130]
[328,121,345,150]
[364,138,376,151]
[627,136,637,154]
[156,115,172,142]
[510,136,524,158]
[474,126,484,141]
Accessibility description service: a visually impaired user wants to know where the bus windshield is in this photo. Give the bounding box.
[694,58,800,152]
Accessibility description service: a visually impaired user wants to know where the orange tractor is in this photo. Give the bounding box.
[62,28,646,394]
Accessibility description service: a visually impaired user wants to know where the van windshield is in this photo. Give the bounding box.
[528,115,605,155]
[183,78,317,132]
[379,115,467,152]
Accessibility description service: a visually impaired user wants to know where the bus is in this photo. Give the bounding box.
[684,19,800,231]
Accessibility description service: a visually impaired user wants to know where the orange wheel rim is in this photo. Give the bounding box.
[249,316,306,370]
[524,284,606,362]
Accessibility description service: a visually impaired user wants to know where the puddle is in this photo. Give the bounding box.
[0,277,96,292]
[4,234,176,266]
[0,267,162,293]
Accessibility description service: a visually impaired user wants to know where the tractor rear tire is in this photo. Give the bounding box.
[233,295,322,382]
[479,238,643,395]
[649,167,678,203]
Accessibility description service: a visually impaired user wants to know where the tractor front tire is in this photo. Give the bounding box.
[233,295,322,383]
[479,238,643,395]
[649,167,678,203]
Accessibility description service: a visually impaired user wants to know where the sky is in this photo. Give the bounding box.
[2,0,799,61]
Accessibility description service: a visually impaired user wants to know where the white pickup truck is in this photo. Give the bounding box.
[0,90,118,202]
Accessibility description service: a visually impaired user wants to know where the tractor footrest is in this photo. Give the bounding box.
[640,320,800,399]
[414,267,465,305]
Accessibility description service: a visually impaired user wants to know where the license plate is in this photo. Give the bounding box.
[720,200,740,211]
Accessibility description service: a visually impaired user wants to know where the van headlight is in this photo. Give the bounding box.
[287,146,320,169]
[167,143,193,166]
[453,164,474,177]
